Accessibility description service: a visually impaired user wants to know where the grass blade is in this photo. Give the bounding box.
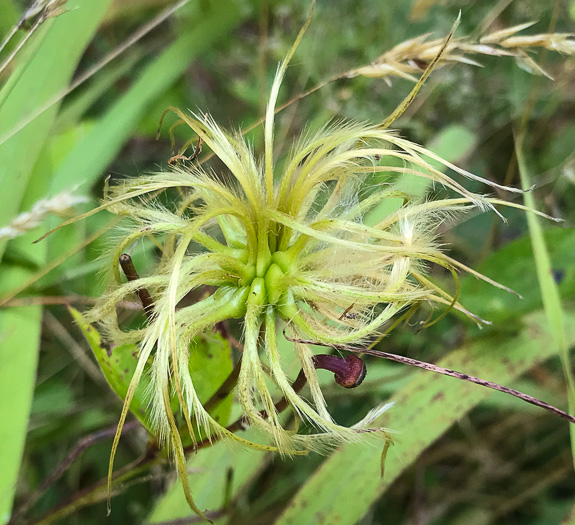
[0,2,113,520]
[516,132,575,467]
[0,0,112,263]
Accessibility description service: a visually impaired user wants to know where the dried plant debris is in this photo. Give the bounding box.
[348,22,575,83]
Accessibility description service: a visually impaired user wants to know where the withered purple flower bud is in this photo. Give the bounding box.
[313,354,367,389]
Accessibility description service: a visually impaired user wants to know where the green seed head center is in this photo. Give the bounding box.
[243,246,293,311]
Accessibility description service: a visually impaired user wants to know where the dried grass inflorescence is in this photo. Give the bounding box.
[348,22,575,82]
[0,190,87,241]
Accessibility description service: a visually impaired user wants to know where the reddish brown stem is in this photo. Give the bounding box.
[119,253,154,320]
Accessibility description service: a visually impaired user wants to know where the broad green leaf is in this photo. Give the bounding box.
[189,333,234,428]
[69,308,233,434]
[275,309,575,525]
[69,306,154,432]
[462,228,575,323]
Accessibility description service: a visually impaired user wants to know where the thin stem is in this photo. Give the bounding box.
[0,295,140,309]
[119,253,155,320]
[9,421,139,525]
[202,358,242,413]
[152,510,226,525]
[0,24,18,57]
[284,334,575,426]
[168,136,203,165]
[0,16,42,77]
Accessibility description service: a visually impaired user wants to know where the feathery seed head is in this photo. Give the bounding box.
[75,13,560,519]
[91,76,528,457]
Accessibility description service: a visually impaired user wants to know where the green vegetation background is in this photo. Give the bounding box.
[0,0,574,524]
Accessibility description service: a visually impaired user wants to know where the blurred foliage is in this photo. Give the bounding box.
[0,0,574,524]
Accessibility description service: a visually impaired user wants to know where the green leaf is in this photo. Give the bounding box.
[0,140,51,524]
[0,0,113,264]
[189,333,234,429]
[49,0,244,197]
[69,306,154,432]
[275,309,575,525]
[69,308,234,435]
[0,271,44,525]
[461,228,575,323]
[517,136,575,467]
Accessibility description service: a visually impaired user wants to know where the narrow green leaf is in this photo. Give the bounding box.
[49,0,245,196]
[0,272,44,525]
[516,134,575,466]
[276,309,575,525]
[0,146,50,523]
[0,0,113,263]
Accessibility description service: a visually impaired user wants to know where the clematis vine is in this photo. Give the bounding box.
[40,9,559,520]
